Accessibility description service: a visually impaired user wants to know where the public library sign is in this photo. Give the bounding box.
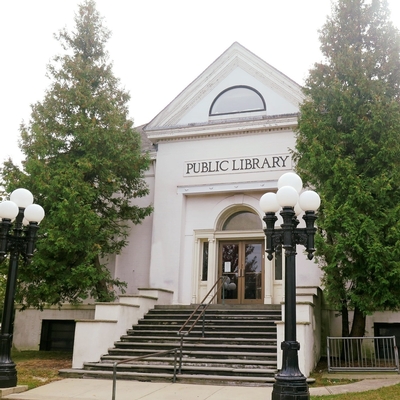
[184,154,291,176]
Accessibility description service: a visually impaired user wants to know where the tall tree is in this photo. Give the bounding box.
[0,0,152,308]
[294,0,400,337]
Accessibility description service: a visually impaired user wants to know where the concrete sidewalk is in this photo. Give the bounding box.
[2,377,400,400]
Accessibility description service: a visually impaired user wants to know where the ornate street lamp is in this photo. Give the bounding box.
[259,172,320,400]
[0,188,45,388]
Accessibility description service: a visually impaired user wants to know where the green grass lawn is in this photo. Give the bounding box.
[309,358,400,399]
[13,350,72,389]
[311,383,400,399]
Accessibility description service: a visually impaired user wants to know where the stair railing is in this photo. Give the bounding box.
[176,275,229,373]
[112,348,179,400]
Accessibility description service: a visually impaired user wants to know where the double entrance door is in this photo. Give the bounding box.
[218,240,264,304]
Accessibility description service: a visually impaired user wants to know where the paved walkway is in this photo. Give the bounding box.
[2,377,400,400]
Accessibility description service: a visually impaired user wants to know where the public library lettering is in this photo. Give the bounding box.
[184,155,291,176]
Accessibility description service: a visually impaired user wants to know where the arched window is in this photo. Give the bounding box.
[222,211,262,231]
[209,86,266,116]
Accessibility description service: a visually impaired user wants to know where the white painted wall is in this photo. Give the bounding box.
[110,161,155,294]
[13,305,95,351]
[72,290,173,368]
[137,125,323,304]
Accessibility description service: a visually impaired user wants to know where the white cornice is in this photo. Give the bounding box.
[146,114,298,142]
[177,180,278,195]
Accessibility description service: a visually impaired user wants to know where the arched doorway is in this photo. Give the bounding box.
[193,203,282,305]
[217,210,264,305]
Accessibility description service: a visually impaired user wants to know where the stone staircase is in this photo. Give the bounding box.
[60,304,281,386]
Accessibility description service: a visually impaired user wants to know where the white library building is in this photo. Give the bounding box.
[14,42,400,379]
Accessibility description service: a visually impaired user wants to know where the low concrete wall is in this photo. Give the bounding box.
[72,288,174,368]
[72,303,142,368]
[13,304,95,351]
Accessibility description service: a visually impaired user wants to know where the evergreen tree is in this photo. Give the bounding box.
[294,0,400,337]
[0,0,152,307]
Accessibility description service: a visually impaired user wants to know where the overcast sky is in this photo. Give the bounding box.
[1,0,400,166]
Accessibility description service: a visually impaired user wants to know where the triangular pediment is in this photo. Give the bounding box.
[145,42,304,139]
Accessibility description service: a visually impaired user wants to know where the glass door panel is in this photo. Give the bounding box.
[220,243,239,302]
[219,241,264,304]
[244,243,263,301]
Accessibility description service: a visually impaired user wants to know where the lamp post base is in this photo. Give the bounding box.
[271,375,309,400]
[272,341,309,400]
[0,334,17,388]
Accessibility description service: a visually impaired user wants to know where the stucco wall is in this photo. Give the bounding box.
[13,304,95,351]
[144,128,324,304]
[110,161,155,294]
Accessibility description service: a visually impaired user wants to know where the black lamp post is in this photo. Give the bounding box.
[0,188,45,388]
[259,172,320,400]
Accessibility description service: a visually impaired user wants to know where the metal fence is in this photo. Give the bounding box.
[327,336,399,373]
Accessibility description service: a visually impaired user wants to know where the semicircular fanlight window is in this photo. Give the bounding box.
[222,211,262,231]
[210,86,266,116]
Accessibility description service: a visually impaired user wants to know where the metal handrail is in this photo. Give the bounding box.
[112,348,179,400]
[176,275,229,373]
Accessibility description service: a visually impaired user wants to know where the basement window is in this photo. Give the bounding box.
[374,323,400,350]
[40,320,76,351]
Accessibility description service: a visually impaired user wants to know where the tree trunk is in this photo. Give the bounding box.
[350,306,366,337]
[340,302,350,361]
[349,305,366,366]
[341,301,350,338]
[94,255,114,302]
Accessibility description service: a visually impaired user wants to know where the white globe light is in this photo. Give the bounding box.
[276,186,299,207]
[10,188,34,208]
[278,172,303,193]
[0,201,19,220]
[24,204,45,223]
[299,190,321,211]
[259,192,280,213]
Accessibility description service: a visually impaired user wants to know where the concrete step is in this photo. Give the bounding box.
[107,348,277,361]
[138,319,278,327]
[133,323,277,331]
[120,335,277,345]
[59,368,276,386]
[82,361,277,377]
[126,329,277,338]
[144,312,281,319]
[100,354,278,368]
[113,341,277,354]
[142,314,279,321]
[153,304,281,311]
[73,304,281,386]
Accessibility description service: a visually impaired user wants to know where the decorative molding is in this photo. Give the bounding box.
[146,114,298,143]
[146,42,304,130]
[177,180,278,195]
[163,57,240,126]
